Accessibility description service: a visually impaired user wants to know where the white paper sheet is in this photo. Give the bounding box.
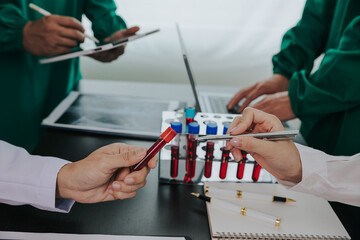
[0,231,186,240]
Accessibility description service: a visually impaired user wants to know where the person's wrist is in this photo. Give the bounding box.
[56,163,74,199]
[22,21,31,52]
[279,149,302,184]
[273,74,289,91]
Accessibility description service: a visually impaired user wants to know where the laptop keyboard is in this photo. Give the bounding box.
[205,95,292,129]
[208,96,231,114]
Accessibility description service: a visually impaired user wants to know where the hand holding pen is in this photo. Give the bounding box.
[226,107,303,184]
[23,4,97,56]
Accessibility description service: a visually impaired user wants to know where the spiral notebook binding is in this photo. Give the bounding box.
[214,232,350,239]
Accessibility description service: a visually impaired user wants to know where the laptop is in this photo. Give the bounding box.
[176,24,235,114]
[175,25,293,129]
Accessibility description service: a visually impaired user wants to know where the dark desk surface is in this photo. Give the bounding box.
[1,129,359,239]
[0,129,210,240]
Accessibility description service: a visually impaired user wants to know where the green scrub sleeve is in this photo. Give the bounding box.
[289,16,360,118]
[0,4,28,52]
[84,0,127,42]
[272,0,337,79]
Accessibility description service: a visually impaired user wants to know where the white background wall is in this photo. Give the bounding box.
[80,0,305,87]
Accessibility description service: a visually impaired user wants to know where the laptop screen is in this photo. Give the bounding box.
[176,24,202,113]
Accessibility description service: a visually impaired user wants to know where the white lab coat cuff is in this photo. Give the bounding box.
[35,158,75,213]
[288,143,328,195]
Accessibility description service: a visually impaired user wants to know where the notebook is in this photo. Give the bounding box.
[204,182,350,240]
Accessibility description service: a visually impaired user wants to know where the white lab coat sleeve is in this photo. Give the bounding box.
[0,140,75,212]
[278,143,360,207]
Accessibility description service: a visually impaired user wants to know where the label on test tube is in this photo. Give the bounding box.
[130,127,177,172]
[170,122,182,178]
[204,123,217,178]
[219,124,230,179]
[185,122,199,181]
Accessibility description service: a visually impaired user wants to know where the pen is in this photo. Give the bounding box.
[205,186,296,203]
[29,3,100,43]
[191,193,281,227]
[195,130,298,142]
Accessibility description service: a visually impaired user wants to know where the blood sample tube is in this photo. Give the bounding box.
[170,122,182,178]
[204,123,217,178]
[130,126,177,172]
[185,122,199,180]
[219,124,230,179]
[185,107,196,131]
[252,161,262,182]
[236,150,247,180]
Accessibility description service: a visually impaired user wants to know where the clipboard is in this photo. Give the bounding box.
[41,91,185,140]
[40,29,160,64]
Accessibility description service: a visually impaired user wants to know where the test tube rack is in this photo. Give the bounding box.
[159,111,277,185]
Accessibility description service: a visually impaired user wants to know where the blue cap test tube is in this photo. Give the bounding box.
[171,122,183,134]
[205,123,217,178]
[186,122,199,181]
[223,123,230,134]
[188,121,199,134]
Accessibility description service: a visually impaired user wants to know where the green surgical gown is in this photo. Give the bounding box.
[272,0,360,156]
[0,0,126,152]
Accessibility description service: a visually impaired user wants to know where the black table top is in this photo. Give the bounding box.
[0,129,211,240]
[1,129,359,239]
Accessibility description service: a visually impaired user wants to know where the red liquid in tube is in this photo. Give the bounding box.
[187,138,198,178]
[236,150,247,180]
[204,141,215,178]
[236,159,246,179]
[185,122,199,181]
[186,118,194,126]
[252,162,261,182]
[170,145,179,178]
[219,149,230,179]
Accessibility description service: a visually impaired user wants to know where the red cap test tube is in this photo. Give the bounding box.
[130,126,177,172]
